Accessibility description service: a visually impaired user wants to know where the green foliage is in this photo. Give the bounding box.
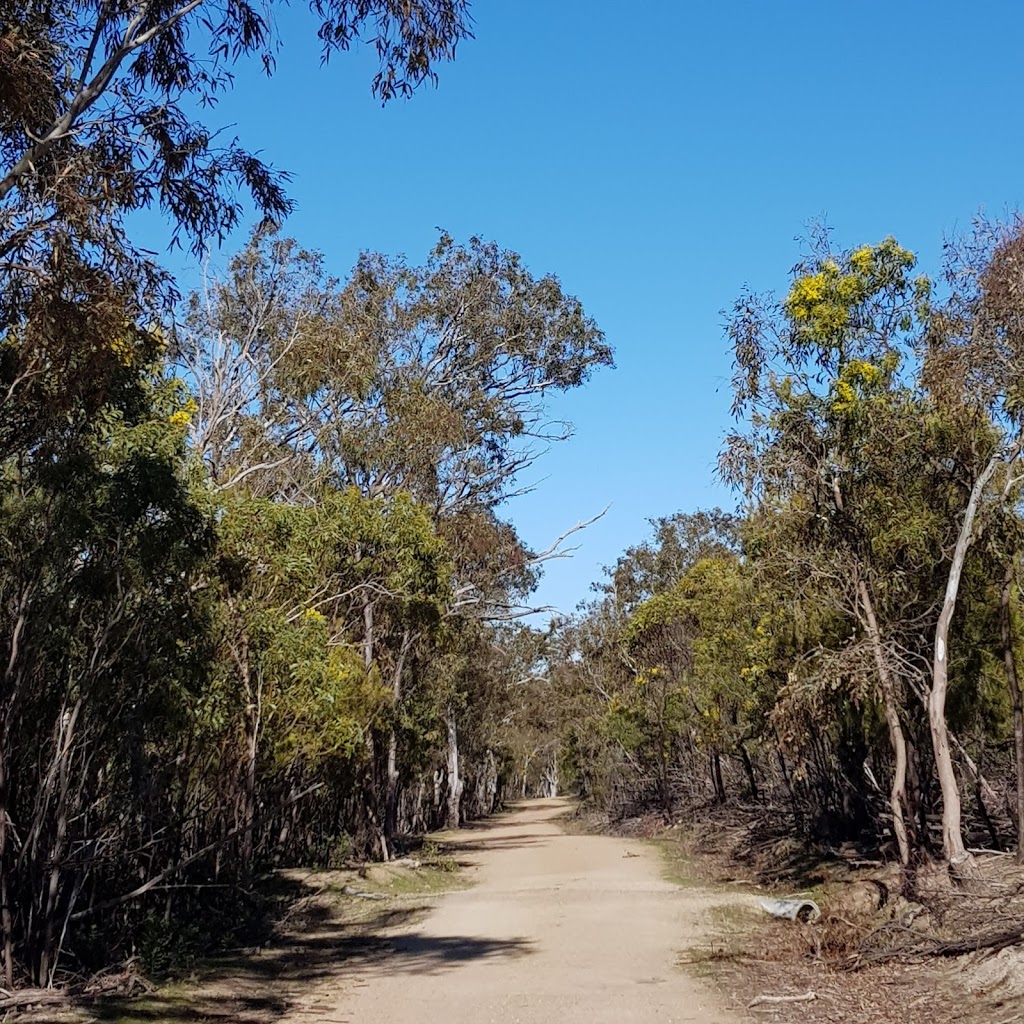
[0,201,618,990]
[208,486,454,780]
[559,223,1024,865]
[0,0,624,991]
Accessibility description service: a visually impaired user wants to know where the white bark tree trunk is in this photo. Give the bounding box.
[384,631,412,845]
[445,710,463,830]
[360,595,389,861]
[542,756,558,798]
[857,580,912,866]
[929,451,1003,873]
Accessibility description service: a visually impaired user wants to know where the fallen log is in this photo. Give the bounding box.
[0,988,69,1010]
[748,991,816,1008]
[341,885,387,900]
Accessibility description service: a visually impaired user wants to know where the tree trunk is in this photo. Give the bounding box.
[433,768,443,826]
[38,698,83,986]
[930,453,1002,875]
[361,593,375,676]
[1,587,31,989]
[383,631,412,845]
[360,595,388,860]
[656,684,673,821]
[1000,563,1024,863]
[542,755,559,798]
[857,580,913,866]
[236,631,260,868]
[656,750,673,821]
[710,747,726,804]
[0,748,12,991]
[521,750,536,799]
[384,731,399,842]
[736,741,758,800]
[444,709,462,830]
[483,749,498,814]
[774,730,801,829]
[975,779,1002,850]
[835,467,913,865]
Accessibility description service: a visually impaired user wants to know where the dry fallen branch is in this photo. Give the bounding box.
[747,991,817,1008]
[0,987,69,1010]
[847,919,1024,968]
[931,922,1024,957]
[341,885,387,900]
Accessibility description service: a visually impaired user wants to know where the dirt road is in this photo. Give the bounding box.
[291,799,736,1024]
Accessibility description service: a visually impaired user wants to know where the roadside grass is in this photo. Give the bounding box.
[648,832,742,895]
[662,818,1015,1024]
[40,856,471,1024]
[349,859,469,897]
[650,835,705,889]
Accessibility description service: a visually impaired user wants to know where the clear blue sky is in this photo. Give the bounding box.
[153,0,1024,616]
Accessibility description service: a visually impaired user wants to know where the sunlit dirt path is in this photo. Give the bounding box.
[286,799,735,1024]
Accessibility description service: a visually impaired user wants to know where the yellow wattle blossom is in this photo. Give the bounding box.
[785,240,917,341]
[845,358,883,385]
[832,379,857,412]
[849,246,874,274]
[167,399,198,429]
[784,265,858,335]
[785,272,825,322]
[109,335,135,367]
[831,358,887,414]
[303,608,326,622]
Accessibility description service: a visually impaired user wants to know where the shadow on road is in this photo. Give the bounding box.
[77,888,534,1024]
[449,832,549,855]
[36,806,563,1024]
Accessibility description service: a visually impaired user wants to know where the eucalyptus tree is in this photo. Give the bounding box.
[722,236,944,865]
[0,2,475,968]
[547,511,751,818]
[178,227,612,839]
[548,598,640,812]
[918,219,1024,871]
[721,222,1024,872]
[0,0,471,301]
[0,371,212,987]
[0,0,473,477]
[177,226,612,514]
[603,509,740,614]
[211,487,451,862]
